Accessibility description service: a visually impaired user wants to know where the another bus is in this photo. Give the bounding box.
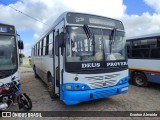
[31,12,128,105]
[127,33,160,87]
[0,23,23,84]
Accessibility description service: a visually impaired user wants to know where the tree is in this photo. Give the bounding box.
[19,53,25,58]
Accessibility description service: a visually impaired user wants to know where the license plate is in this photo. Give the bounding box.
[121,87,128,91]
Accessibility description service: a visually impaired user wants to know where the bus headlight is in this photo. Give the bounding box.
[75,85,79,89]
[66,85,72,90]
[82,85,86,89]
[73,83,89,90]
[117,77,128,85]
[119,80,123,84]
[64,83,90,91]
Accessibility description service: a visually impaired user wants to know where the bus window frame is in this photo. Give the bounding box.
[127,37,160,60]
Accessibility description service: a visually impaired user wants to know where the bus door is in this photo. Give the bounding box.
[54,21,64,97]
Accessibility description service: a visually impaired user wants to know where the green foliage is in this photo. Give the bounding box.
[19,53,25,58]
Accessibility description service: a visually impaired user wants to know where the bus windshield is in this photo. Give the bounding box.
[0,35,17,70]
[66,26,126,62]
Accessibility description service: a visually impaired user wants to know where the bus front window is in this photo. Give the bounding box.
[66,27,104,62]
[0,36,17,70]
[103,30,126,61]
[66,26,126,63]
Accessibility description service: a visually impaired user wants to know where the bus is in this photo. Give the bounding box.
[31,12,128,105]
[126,33,160,87]
[0,23,23,84]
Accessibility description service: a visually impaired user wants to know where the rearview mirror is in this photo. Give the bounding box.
[18,40,24,50]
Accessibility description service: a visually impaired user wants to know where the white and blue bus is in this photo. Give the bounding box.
[0,23,23,84]
[127,33,160,87]
[31,12,128,105]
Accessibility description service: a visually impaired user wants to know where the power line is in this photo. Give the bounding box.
[0,0,50,27]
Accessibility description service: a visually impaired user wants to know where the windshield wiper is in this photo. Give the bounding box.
[83,25,95,55]
[83,24,93,40]
[109,28,116,54]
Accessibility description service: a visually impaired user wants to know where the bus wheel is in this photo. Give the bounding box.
[33,66,39,78]
[48,75,56,99]
[133,72,148,87]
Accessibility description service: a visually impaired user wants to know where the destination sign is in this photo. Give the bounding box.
[0,24,15,34]
[66,12,124,30]
[0,26,7,32]
[89,18,115,27]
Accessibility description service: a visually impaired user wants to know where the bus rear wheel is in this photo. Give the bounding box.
[133,72,148,87]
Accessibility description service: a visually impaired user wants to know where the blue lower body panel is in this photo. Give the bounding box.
[62,83,129,105]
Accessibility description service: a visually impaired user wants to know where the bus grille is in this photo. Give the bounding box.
[89,80,117,89]
[85,74,120,81]
[85,74,120,89]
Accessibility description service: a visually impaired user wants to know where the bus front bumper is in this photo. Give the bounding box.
[62,83,129,105]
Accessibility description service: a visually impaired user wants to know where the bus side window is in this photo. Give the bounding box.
[45,35,49,55]
[38,42,40,56]
[49,32,54,56]
[43,37,46,55]
[55,35,59,56]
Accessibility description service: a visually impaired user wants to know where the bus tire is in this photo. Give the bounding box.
[133,72,148,87]
[48,75,57,99]
[33,66,39,78]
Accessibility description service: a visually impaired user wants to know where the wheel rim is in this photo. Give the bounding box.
[21,96,31,109]
[135,76,144,86]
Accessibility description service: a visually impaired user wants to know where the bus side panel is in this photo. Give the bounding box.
[129,68,160,84]
[35,57,42,76]
[41,56,54,83]
[128,59,160,84]
[147,72,160,84]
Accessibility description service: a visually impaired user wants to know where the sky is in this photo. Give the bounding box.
[0,0,160,57]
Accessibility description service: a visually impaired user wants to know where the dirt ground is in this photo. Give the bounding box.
[1,67,160,120]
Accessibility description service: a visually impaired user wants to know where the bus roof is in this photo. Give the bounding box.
[127,32,160,41]
[36,11,124,43]
[0,23,16,35]
[0,23,15,27]
[49,11,124,31]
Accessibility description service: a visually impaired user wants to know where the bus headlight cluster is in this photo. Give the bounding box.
[73,84,88,90]
[65,83,90,91]
[74,84,86,90]
[119,80,123,84]
[118,77,128,85]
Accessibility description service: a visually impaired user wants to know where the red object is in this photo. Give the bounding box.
[0,87,13,95]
